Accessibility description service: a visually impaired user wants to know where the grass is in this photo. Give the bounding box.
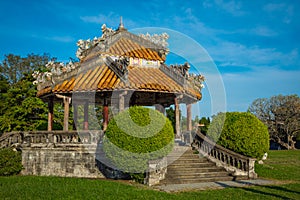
[0,150,299,199]
[255,150,300,181]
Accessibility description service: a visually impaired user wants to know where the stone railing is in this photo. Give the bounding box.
[0,130,104,149]
[0,131,24,149]
[192,131,257,179]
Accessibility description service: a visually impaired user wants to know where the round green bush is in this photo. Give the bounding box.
[207,112,269,159]
[103,106,174,173]
[0,148,23,176]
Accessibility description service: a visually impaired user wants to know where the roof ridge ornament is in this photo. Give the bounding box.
[117,16,127,31]
[139,32,169,48]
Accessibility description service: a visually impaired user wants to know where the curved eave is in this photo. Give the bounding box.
[37,65,201,102]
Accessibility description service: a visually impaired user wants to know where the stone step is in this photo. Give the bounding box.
[167,167,226,173]
[160,176,235,185]
[160,145,237,185]
[168,162,216,168]
[167,154,203,158]
[167,157,209,164]
[164,171,230,178]
[168,158,210,164]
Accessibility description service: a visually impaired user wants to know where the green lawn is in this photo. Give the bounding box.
[255,150,300,181]
[0,150,299,200]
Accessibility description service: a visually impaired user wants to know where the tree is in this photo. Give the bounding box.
[0,54,53,133]
[0,72,48,132]
[248,94,300,150]
[166,107,176,134]
[0,53,50,84]
[198,117,210,135]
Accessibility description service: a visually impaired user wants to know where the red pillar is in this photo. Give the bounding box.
[103,104,109,131]
[63,97,70,131]
[174,97,180,138]
[83,101,89,130]
[47,97,54,131]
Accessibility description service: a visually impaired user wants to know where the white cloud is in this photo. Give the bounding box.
[80,12,137,28]
[208,40,299,69]
[263,3,294,24]
[250,26,278,37]
[214,0,246,16]
[222,68,300,112]
[46,36,74,43]
[263,3,287,12]
[31,34,74,43]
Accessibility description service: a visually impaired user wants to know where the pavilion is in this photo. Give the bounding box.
[33,19,204,138]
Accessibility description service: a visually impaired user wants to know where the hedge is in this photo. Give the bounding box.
[0,148,23,176]
[207,112,269,159]
[103,106,174,173]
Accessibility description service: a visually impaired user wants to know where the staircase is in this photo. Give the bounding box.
[160,146,235,184]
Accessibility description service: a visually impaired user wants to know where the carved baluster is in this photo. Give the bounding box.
[229,156,233,166]
[234,158,238,168]
[225,154,229,165]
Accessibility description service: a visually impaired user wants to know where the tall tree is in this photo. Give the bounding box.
[248,94,300,150]
[0,53,50,85]
[0,54,52,133]
[198,117,210,135]
[166,107,176,134]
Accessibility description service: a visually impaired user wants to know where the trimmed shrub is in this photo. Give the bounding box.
[0,148,23,176]
[103,106,174,173]
[207,112,269,159]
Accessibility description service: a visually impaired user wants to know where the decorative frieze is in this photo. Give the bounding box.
[139,32,169,49]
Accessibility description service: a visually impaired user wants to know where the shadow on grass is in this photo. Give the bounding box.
[215,181,299,199]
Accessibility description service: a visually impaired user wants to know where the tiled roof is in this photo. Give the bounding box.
[36,29,202,101]
[37,64,201,99]
[108,38,163,61]
[83,37,164,62]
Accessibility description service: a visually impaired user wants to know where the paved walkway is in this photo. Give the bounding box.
[154,179,276,192]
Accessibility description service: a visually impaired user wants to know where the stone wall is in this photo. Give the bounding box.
[21,145,104,178]
[145,157,167,186]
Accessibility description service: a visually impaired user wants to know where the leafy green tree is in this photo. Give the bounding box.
[0,54,53,133]
[0,53,50,84]
[0,73,48,132]
[166,107,175,134]
[198,117,210,135]
[248,94,300,150]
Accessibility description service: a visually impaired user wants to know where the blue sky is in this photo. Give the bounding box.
[0,0,299,118]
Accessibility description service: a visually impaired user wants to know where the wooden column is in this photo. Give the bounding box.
[155,104,165,115]
[174,97,181,138]
[186,103,192,131]
[103,100,109,131]
[119,91,127,112]
[63,97,70,131]
[103,106,109,131]
[73,104,78,130]
[47,97,54,131]
[83,101,89,130]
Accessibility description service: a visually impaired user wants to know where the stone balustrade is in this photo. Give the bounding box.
[0,131,24,149]
[192,131,257,179]
[0,130,104,149]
